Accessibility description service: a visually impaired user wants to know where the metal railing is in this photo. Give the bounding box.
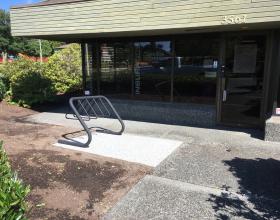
[60,96,125,147]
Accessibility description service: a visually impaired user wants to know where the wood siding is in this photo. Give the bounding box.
[10,0,280,37]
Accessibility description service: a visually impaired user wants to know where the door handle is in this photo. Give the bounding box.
[220,65,225,77]
[223,90,227,102]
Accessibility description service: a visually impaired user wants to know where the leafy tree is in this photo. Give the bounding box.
[0,9,62,62]
[0,9,11,62]
[18,38,62,57]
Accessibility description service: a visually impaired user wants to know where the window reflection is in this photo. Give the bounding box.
[134,41,172,101]
[99,43,132,98]
[90,37,219,105]
[174,37,219,104]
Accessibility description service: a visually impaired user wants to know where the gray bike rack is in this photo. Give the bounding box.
[59,95,125,147]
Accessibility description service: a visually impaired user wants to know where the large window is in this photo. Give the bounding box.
[134,41,172,101]
[85,35,219,105]
[174,36,219,104]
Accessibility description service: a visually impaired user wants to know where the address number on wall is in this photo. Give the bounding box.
[222,15,247,25]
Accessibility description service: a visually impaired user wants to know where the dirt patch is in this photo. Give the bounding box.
[0,101,151,219]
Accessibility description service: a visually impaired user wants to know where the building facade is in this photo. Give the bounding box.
[10,0,280,140]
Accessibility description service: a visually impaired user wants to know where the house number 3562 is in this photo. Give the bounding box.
[222,15,247,25]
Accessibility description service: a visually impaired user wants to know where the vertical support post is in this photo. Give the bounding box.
[89,42,95,96]
[39,39,43,63]
[81,43,87,93]
[131,42,135,97]
[171,39,175,102]
[269,30,280,116]
[113,45,117,92]
[96,42,101,95]
[262,31,275,121]
[216,34,226,124]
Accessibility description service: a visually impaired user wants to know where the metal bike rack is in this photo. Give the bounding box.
[61,95,125,147]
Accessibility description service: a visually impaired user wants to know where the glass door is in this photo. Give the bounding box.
[220,34,266,127]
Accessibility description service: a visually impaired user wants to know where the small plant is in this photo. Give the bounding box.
[0,141,30,220]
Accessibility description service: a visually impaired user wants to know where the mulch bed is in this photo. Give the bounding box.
[0,101,151,220]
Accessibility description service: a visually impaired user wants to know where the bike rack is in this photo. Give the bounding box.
[60,96,125,147]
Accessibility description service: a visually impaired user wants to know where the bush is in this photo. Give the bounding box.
[0,79,6,101]
[0,141,30,220]
[0,44,82,107]
[8,58,55,107]
[0,65,10,91]
[45,43,82,94]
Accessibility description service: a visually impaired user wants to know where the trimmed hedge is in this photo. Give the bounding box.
[0,141,30,220]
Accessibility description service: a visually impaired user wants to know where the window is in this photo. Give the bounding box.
[87,36,219,104]
[134,41,172,101]
[174,36,219,104]
[99,42,132,98]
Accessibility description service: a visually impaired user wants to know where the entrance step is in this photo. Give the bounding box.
[265,116,280,142]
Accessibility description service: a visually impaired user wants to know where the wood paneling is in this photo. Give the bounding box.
[10,0,280,37]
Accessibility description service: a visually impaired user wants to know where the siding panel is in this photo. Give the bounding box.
[10,0,280,37]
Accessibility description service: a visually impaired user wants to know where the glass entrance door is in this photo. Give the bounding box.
[220,34,266,127]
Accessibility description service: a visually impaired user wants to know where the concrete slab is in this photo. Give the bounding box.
[103,175,270,220]
[23,109,280,219]
[54,133,182,167]
[154,141,280,195]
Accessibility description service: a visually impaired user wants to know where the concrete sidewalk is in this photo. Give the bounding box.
[104,139,280,219]
[23,111,280,219]
[102,122,280,219]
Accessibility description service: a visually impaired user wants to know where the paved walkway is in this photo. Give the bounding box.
[23,111,280,219]
[104,123,280,219]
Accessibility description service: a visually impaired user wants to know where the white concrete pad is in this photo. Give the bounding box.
[54,133,182,167]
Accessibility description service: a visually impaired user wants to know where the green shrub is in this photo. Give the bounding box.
[0,44,82,107]
[8,58,55,107]
[0,65,10,91]
[0,141,30,220]
[45,43,82,94]
[0,79,6,101]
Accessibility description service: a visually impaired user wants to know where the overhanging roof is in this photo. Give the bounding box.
[11,0,90,9]
[10,0,280,41]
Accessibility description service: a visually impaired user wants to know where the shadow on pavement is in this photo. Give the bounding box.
[208,158,280,219]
